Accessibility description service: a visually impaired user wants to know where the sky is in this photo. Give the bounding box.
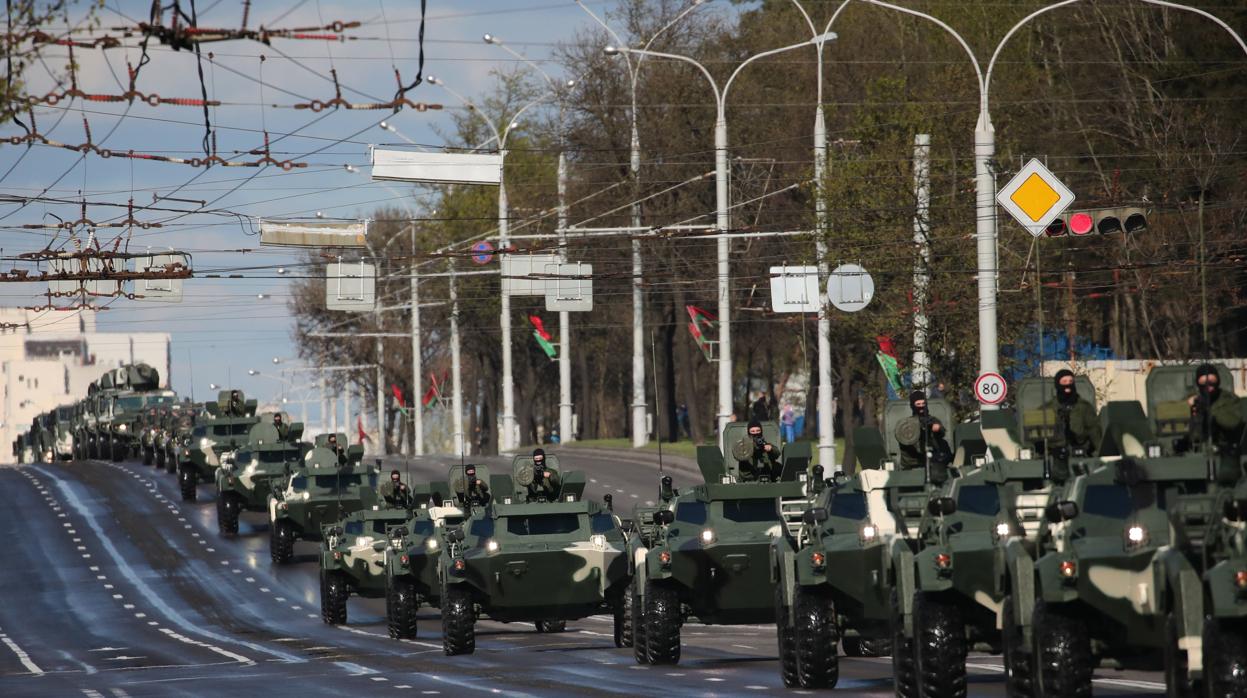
[0,0,719,416]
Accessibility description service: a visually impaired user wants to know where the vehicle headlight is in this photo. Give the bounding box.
[860,523,878,544]
[995,522,1012,539]
[484,539,500,553]
[425,538,440,551]
[700,529,716,545]
[116,423,128,433]
[199,437,211,449]
[1125,524,1148,548]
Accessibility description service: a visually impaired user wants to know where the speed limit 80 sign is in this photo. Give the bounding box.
[975,372,1008,405]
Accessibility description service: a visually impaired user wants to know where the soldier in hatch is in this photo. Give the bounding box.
[379,469,412,508]
[1188,363,1244,451]
[895,390,953,482]
[460,464,491,506]
[1040,369,1101,458]
[737,420,781,482]
[526,448,562,502]
[272,413,290,441]
[226,390,245,417]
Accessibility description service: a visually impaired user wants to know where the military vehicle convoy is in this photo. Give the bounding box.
[384,478,463,639]
[319,504,413,625]
[214,416,306,535]
[630,420,810,666]
[268,433,372,564]
[178,390,259,501]
[438,455,629,655]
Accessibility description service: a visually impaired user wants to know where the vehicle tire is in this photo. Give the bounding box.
[155,448,165,470]
[179,468,197,502]
[217,493,239,536]
[387,579,419,640]
[270,520,295,564]
[643,580,681,665]
[143,446,153,466]
[165,450,177,474]
[1203,618,1247,698]
[775,582,798,687]
[891,589,918,698]
[1164,610,1194,698]
[614,592,631,648]
[320,570,349,625]
[535,620,567,633]
[794,586,839,689]
[632,580,649,665]
[1032,602,1092,698]
[441,586,476,656]
[913,592,967,698]
[1001,595,1034,698]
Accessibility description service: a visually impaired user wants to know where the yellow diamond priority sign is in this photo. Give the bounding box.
[996,158,1075,238]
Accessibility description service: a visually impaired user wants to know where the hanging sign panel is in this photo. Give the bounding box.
[370,147,502,186]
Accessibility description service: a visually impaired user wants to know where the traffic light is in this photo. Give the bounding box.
[1044,207,1148,237]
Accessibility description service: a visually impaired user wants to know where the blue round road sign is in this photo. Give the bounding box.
[471,241,494,265]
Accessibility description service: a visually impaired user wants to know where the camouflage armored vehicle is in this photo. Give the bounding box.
[139,406,164,465]
[629,421,810,666]
[267,433,371,564]
[97,364,175,461]
[383,476,465,639]
[160,402,199,473]
[1015,364,1247,697]
[772,398,964,689]
[50,405,75,461]
[320,503,413,625]
[177,390,259,501]
[438,455,629,655]
[214,416,306,535]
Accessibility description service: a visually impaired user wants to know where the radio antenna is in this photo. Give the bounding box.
[650,330,664,476]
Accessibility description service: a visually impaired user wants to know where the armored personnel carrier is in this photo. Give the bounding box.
[630,421,810,666]
[437,454,629,655]
[214,416,306,535]
[384,476,465,639]
[160,402,198,473]
[177,390,259,501]
[320,503,414,625]
[267,433,371,564]
[1021,364,1247,697]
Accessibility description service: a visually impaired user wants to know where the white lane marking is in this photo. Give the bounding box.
[334,661,379,676]
[0,629,44,675]
[36,469,301,665]
[158,628,253,664]
[110,688,133,697]
[731,644,755,650]
[371,677,389,682]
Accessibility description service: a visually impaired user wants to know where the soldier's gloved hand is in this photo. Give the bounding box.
[930,422,942,434]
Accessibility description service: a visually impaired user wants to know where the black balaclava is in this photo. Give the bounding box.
[909,390,928,417]
[465,465,477,479]
[390,469,401,483]
[1054,369,1078,406]
[1196,363,1221,402]
[747,419,762,435]
[532,448,545,466]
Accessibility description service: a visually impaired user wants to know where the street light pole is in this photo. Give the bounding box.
[607,32,834,446]
[449,258,465,456]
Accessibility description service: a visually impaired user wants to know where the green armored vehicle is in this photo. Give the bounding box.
[1018,364,1247,697]
[214,415,306,535]
[320,502,413,625]
[384,475,469,639]
[267,433,371,564]
[630,421,810,666]
[177,390,259,501]
[160,403,199,473]
[438,454,629,655]
[772,397,966,690]
[97,364,175,461]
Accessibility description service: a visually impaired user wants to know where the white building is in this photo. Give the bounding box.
[0,307,170,459]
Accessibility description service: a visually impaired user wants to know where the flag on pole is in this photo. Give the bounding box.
[392,383,408,415]
[357,415,369,444]
[529,315,557,359]
[686,305,717,362]
[421,371,445,408]
[875,335,904,397]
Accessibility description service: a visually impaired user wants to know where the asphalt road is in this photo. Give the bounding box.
[0,448,1166,696]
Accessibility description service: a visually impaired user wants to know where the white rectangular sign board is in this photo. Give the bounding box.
[134,253,189,302]
[326,261,377,312]
[544,262,593,312]
[370,147,502,186]
[501,254,559,297]
[261,220,368,248]
[769,265,821,313]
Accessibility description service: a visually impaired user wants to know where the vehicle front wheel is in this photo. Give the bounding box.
[441,586,476,656]
[891,589,918,698]
[794,586,839,689]
[913,592,967,698]
[644,580,681,665]
[165,450,177,474]
[179,468,197,502]
[142,446,153,466]
[320,571,349,625]
[1033,602,1092,698]
[775,584,798,687]
[1001,595,1034,698]
[217,493,240,536]
[614,592,631,648]
[387,579,419,640]
[1203,618,1247,698]
[631,579,648,665]
[270,519,295,564]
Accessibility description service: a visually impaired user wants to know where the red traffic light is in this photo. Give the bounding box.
[1069,212,1094,236]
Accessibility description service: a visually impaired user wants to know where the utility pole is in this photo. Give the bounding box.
[557,133,574,444]
[410,227,423,455]
[449,258,465,456]
[321,373,330,435]
[911,134,932,388]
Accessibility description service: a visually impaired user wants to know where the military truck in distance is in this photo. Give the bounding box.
[214,416,306,535]
[160,403,199,473]
[178,390,259,501]
[99,364,175,461]
[438,455,629,656]
[1020,364,1247,697]
[630,421,810,666]
[320,504,413,625]
[384,482,464,640]
[268,433,371,564]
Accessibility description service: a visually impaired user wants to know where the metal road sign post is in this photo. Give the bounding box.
[996,159,1075,238]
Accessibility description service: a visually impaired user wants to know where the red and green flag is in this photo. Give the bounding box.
[686,305,716,362]
[529,314,557,359]
[875,335,905,396]
[421,371,446,408]
[392,383,409,415]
